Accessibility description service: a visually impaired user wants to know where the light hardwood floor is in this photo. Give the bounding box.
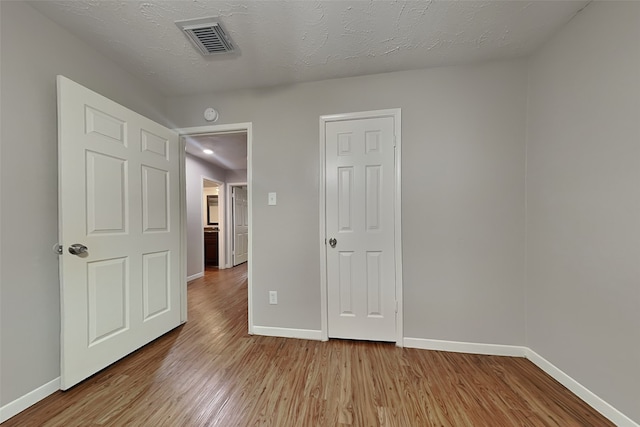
[3,264,613,426]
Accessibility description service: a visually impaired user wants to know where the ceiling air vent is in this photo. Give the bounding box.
[176,17,235,55]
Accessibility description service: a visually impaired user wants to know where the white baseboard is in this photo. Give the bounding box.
[403,337,527,357]
[402,338,637,426]
[0,377,60,423]
[2,343,636,427]
[187,272,204,282]
[525,349,638,427]
[252,326,323,341]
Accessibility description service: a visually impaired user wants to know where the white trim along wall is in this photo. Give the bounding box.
[0,378,61,423]
[187,272,204,282]
[2,336,636,426]
[402,338,638,427]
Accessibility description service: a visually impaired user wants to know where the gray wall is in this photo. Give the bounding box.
[4,1,635,423]
[526,1,640,422]
[0,1,167,406]
[185,154,226,277]
[226,169,247,183]
[167,60,528,341]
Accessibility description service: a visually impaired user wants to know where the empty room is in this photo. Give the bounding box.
[1,1,638,425]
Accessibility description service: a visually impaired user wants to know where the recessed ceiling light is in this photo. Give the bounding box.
[203,149,214,155]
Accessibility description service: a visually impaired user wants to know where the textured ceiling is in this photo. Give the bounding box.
[29,0,589,97]
[185,132,247,170]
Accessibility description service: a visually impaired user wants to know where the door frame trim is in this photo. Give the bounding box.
[179,137,187,322]
[174,123,253,334]
[318,109,403,345]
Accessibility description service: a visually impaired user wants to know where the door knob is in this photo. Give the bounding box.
[68,243,88,255]
[329,238,337,248]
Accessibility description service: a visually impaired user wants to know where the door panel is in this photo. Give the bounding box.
[141,166,169,232]
[87,257,128,345]
[86,151,127,234]
[142,251,170,320]
[326,116,396,342]
[58,76,181,389]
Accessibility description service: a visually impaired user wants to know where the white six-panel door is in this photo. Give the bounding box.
[57,76,181,389]
[325,115,397,342]
[233,186,248,266]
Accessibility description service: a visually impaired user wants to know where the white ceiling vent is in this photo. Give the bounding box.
[176,17,235,55]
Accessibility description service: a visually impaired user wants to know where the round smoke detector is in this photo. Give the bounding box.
[204,107,219,122]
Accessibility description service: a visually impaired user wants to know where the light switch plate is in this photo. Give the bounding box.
[269,291,278,304]
[268,192,277,206]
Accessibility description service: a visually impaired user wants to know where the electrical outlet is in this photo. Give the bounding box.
[269,291,278,305]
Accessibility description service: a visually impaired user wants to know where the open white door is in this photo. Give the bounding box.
[325,114,398,342]
[57,76,181,389]
[232,186,248,266]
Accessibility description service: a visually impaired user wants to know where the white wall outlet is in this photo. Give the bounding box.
[269,291,278,305]
[268,192,277,206]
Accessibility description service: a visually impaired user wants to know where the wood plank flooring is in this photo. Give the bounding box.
[3,264,613,426]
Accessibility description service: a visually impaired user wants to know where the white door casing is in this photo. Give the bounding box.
[174,123,253,334]
[233,186,249,266]
[322,110,402,343]
[57,76,182,389]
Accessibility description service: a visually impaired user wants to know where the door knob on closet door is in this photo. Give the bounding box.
[329,238,337,248]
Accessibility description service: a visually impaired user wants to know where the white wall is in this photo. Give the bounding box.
[168,60,528,341]
[0,1,167,407]
[526,2,640,423]
[185,154,226,278]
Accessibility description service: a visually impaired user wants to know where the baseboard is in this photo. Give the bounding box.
[525,348,638,427]
[2,344,635,427]
[252,326,323,341]
[187,272,204,282]
[403,337,527,357]
[0,377,60,423]
[403,338,637,425]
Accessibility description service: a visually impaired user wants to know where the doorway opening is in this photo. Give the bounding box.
[177,123,254,334]
[202,178,223,270]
